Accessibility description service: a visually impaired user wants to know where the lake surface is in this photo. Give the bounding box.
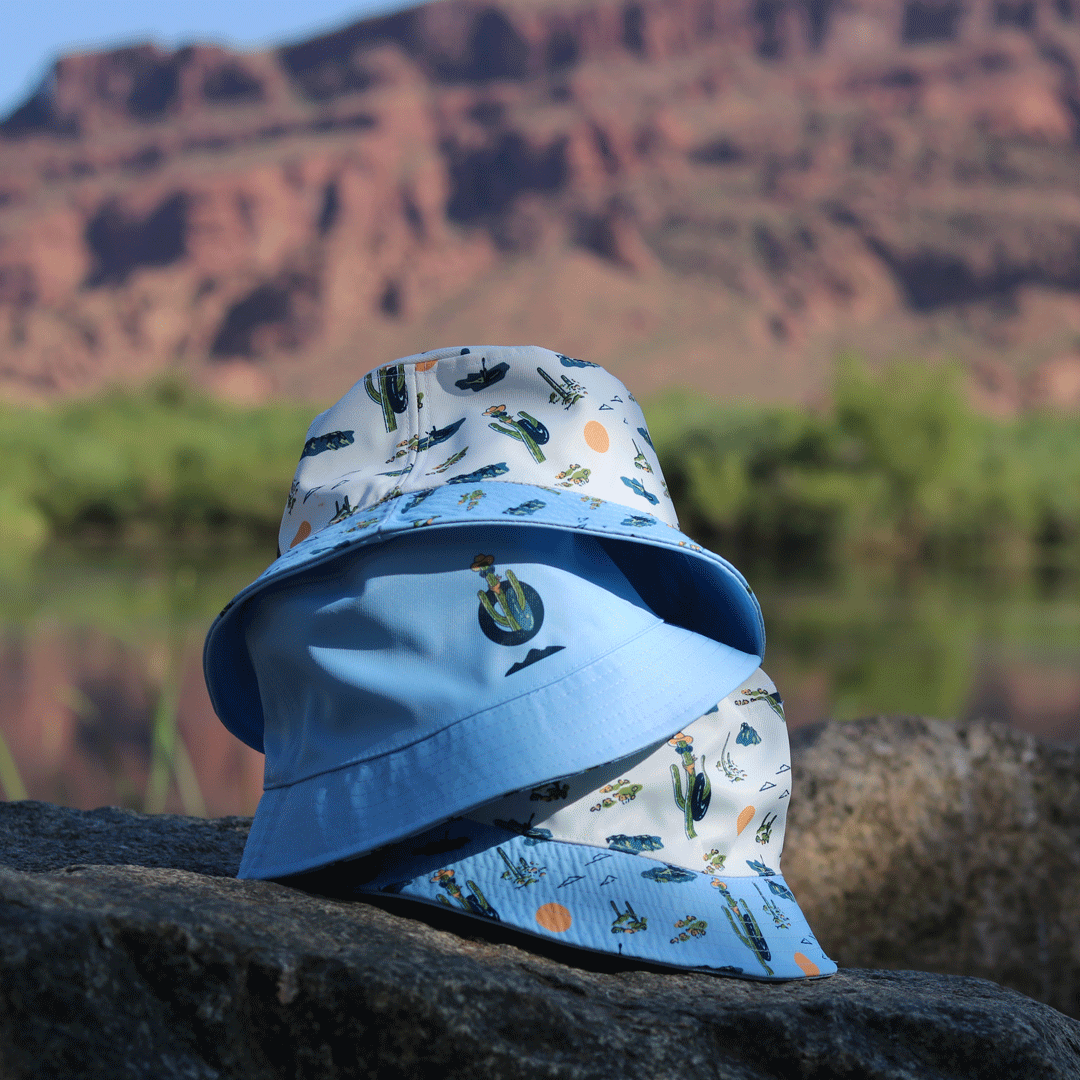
[1,544,1076,816]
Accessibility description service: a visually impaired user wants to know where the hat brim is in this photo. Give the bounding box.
[237,616,760,878]
[311,818,837,980]
[204,481,766,756]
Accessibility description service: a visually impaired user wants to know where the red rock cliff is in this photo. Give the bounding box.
[3,0,1080,406]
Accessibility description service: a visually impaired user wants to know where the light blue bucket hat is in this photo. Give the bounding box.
[340,666,835,979]
[201,345,833,977]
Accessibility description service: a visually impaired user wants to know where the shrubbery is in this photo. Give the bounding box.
[648,356,1080,570]
[0,379,313,552]
[1,360,1079,571]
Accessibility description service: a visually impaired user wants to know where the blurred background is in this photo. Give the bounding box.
[1,0,1079,817]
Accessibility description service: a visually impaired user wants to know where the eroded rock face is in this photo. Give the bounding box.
[0,716,1078,1077]
[5,1,1080,403]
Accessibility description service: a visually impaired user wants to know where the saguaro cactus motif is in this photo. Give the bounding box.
[431,868,499,919]
[471,553,543,645]
[365,364,409,432]
[755,812,778,845]
[711,880,774,975]
[668,732,712,840]
[537,366,586,408]
[610,900,648,934]
[484,404,549,462]
[753,882,791,929]
[631,438,653,472]
[497,847,546,887]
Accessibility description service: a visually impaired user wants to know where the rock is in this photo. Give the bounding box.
[6,1,1080,402]
[0,800,247,877]
[1,863,1079,1080]
[784,716,1080,1021]
[0,716,1079,1076]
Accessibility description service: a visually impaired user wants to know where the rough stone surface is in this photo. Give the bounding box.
[0,800,248,877]
[784,716,1080,1020]
[2,865,1080,1080]
[1,716,1079,1078]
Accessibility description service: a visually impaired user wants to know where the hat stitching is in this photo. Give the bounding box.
[241,628,762,863]
[258,618,664,791]
[258,619,741,793]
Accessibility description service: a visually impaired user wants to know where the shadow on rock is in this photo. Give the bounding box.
[0,716,1078,1078]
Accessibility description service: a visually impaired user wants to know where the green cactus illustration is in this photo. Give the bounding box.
[430,447,469,474]
[484,404,549,462]
[755,812,778,846]
[753,882,791,929]
[610,900,648,935]
[431,868,499,919]
[668,732,711,840]
[711,880,774,975]
[365,363,409,432]
[328,496,359,524]
[471,553,543,646]
[345,517,380,533]
[631,438,653,473]
[386,418,466,461]
[477,569,526,631]
[735,687,786,722]
[372,485,404,507]
[537,366,586,408]
[498,846,546,887]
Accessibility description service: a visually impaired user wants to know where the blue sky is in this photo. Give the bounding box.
[0,1,422,118]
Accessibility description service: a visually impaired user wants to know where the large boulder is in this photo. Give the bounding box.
[784,716,1080,1019]
[1,863,1079,1080]
[0,716,1078,1078]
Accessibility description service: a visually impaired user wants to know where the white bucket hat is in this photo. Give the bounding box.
[345,667,835,979]
[203,345,834,979]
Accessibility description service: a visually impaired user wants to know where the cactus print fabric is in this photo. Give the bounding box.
[467,669,793,877]
[205,345,836,978]
[346,669,836,980]
[205,348,766,758]
[278,346,678,557]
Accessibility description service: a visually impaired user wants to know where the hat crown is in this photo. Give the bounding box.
[467,667,793,881]
[280,346,677,555]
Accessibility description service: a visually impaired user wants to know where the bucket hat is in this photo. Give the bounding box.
[341,667,835,979]
[203,345,833,977]
[233,523,763,879]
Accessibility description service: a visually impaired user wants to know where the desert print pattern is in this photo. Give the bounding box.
[351,666,833,983]
[468,668,792,883]
[278,346,675,555]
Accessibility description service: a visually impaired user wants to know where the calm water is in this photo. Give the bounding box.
[0,545,1076,816]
